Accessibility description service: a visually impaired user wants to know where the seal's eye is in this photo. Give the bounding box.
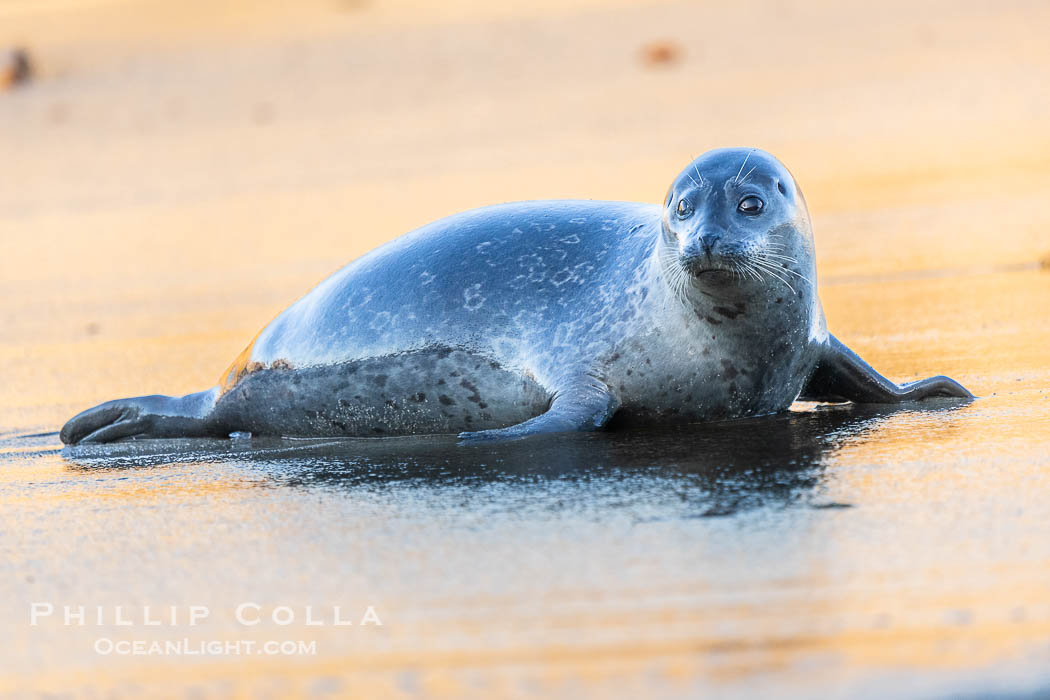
[738,196,764,215]
[676,199,693,218]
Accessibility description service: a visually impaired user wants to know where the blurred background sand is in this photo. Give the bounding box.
[2,0,1050,697]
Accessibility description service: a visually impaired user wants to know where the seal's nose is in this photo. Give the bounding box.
[700,233,721,259]
[681,232,720,262]
[680,238,704,261]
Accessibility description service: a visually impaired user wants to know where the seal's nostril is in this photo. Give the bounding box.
[701,235,720,258]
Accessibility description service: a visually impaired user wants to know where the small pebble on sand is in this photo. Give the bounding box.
[1,48,32,90]
[640,41,683,68]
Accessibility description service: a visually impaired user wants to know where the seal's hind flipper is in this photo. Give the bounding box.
[60,389,222,445]
[800,335,974,404]
[458,376,619,444]
[60,402,153,444]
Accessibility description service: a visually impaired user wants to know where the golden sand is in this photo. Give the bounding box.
[1,0,1049,696]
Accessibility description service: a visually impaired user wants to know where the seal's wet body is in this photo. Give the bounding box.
[61,149,972,445]
[211,199,814,436]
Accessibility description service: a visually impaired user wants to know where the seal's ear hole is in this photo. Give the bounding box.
[777,181,786,195]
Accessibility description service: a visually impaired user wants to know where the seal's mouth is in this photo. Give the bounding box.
[680,257,734,279]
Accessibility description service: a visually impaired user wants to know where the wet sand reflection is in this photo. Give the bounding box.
[61,402,969,518]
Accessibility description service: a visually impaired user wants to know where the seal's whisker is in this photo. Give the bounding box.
[748,259,796,294]
[675,268,689,302]
[750,263,766,283]
[737,164,758,186]
[751,256,787,269]
[666,273,682,303]
[734,149,754,183]
[692,162,705,187]
[733,262,754,283]
[739,261,762,283]
[753,257,813,285]
[752,262,803,292]
[764,269,796,294]
[779,267,813,285]
[660,246,691,304]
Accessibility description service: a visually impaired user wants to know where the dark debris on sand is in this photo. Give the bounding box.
[1,47,33,90]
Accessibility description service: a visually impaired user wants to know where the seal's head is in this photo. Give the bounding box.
[660,148,815,297]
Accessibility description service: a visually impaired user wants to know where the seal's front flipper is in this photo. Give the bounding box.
[458,377,619,444]
[800,335,974,404]
[60,388,221,445]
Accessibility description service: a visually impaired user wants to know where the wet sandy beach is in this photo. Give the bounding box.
[2,0,1049,696]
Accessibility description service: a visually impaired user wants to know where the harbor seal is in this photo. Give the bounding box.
[60,148,973,445]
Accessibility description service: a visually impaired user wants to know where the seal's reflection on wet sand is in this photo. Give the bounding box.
[61,401,968,517]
